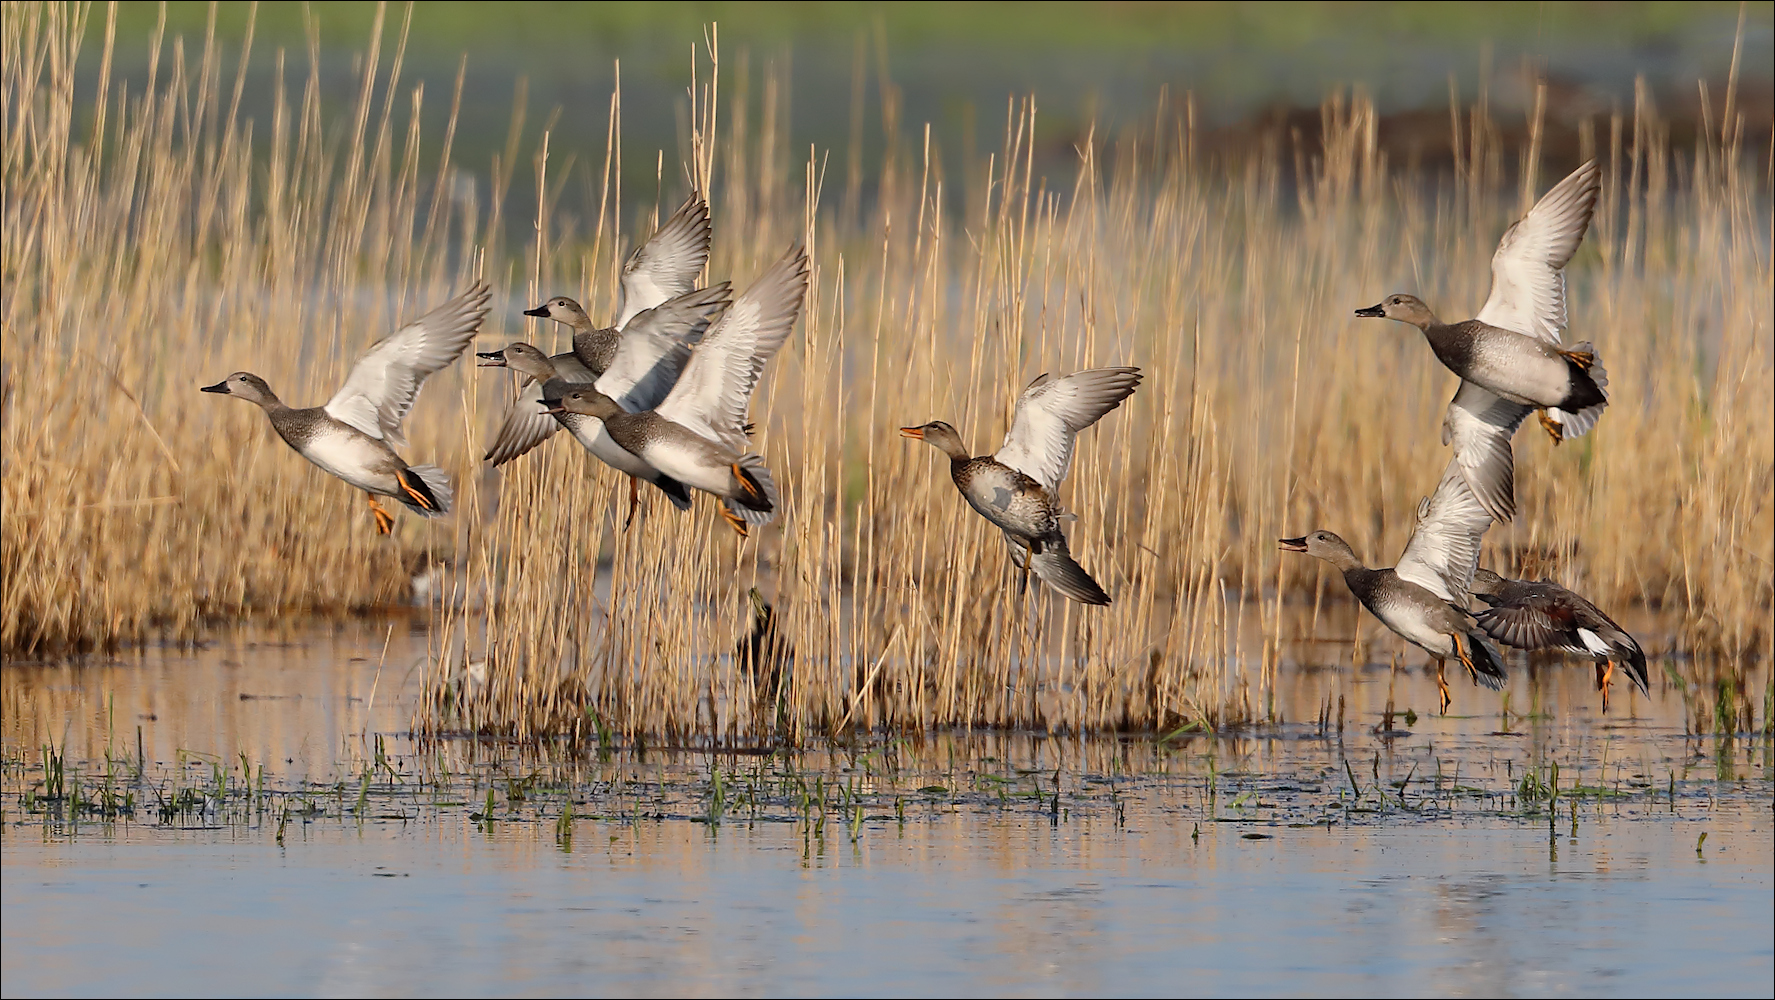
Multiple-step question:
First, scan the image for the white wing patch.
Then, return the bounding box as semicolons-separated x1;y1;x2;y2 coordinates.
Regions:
325;282;490;446
1475;160;1599;344
597;283;731;412
1394;458;1496;606
1442;380;1533;523
614;196;713;329
994;367;1142;492
655;247;809;449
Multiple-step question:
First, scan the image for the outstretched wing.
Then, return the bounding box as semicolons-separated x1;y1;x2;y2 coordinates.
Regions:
1394;458;1495;607
1473;602;1573;651
614;195;713;329
326;282;490;447
1442;380;1533;523
655;247;809;449
483;351;594;466
993;367;1142;492
1475;159;1599;344
597;283;732;412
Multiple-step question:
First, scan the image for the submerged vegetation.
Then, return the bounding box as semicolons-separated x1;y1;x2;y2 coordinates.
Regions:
7;727;1770;845
2;5;1769;739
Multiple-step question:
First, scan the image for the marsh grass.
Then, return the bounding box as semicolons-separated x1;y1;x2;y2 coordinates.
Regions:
3;6;1769;740
5;727;1765;844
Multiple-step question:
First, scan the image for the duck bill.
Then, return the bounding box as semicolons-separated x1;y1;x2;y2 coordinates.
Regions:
538;397;565;415
898;426;925;440
1277;536;1309;552
199;380;230;394
522;305;549;318
1353;303;1386;318
475;351;509;367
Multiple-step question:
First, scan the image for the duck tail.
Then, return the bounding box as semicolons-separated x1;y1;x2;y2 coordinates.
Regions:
1620;640;1650;695
652;474;694;511
1463;630;1509;690
396;465;452;516
1549;343;1609;437
1028;538;1111;606
723;454;780;527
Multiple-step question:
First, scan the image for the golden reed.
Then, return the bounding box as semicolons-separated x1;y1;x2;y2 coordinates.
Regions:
3;6;1767;740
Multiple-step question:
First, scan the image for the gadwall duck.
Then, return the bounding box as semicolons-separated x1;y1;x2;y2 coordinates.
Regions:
1357;160;1606;524
545;246;810;537
1469;568;1648;712
481;282;731;477
202;282;491;533
478;341;693;515
1280;460;1506;713
521;195;712;373
489;195;720;465
901;367;1142;606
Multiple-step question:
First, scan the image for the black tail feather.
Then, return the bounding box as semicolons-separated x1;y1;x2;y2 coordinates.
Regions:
732;462;773;512
1622;646;1650;694
652;474;693;511
394;466;446;514
1464;631;1509;690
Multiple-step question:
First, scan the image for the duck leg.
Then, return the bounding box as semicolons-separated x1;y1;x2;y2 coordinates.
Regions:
718;504;751;539
1434;657;1452;716
366;494;396;535
1596;659;1615;714
1556;347;1596;369
623;476;640;531
1537;409;1564;445
732;463;768;507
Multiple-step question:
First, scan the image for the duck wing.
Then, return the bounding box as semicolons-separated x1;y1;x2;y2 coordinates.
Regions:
993;367;1142;492
655;247;809;449
483;351;592;466
1394;458;1494;607
614;195;713;329
1442;380;1533;523
326;282;490;447
1475;159;1599;345
596;283;732;412
1472;597;1574;650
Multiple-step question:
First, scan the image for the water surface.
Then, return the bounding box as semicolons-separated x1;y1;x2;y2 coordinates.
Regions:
4;624;1770;997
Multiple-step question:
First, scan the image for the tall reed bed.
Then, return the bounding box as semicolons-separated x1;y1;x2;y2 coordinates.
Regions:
4;7;1768;740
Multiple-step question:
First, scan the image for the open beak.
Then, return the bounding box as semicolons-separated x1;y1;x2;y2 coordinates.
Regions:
1353;303;1386;318
1278;536;1308;552
539;397;565;415
898;426;925;440
522;305;549;318
475;350;508;367
200;380;230;394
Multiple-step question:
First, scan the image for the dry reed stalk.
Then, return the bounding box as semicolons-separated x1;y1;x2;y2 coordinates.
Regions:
3;8;1767;741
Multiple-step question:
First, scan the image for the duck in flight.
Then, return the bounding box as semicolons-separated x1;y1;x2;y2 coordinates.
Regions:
1469;568;1648;713
544;246;810;537
202;282;491;533
901;367;1141;605
1281;460;1507;713
1356;160;1606;523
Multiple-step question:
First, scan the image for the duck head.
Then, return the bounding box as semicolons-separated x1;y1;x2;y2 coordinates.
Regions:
200;371;279;406
477;341;556;381
899;420;970;462
523;296;593;329
1469;567;1507;596
541;387;622;420
1355;293;1438;330
1278;529;1362;570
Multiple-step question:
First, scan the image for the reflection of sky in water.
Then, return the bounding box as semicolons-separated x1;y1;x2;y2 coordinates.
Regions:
5;808;1770;994
3;623;1770;995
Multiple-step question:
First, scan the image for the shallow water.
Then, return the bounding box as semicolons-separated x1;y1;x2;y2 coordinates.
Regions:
4;624;1771;997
